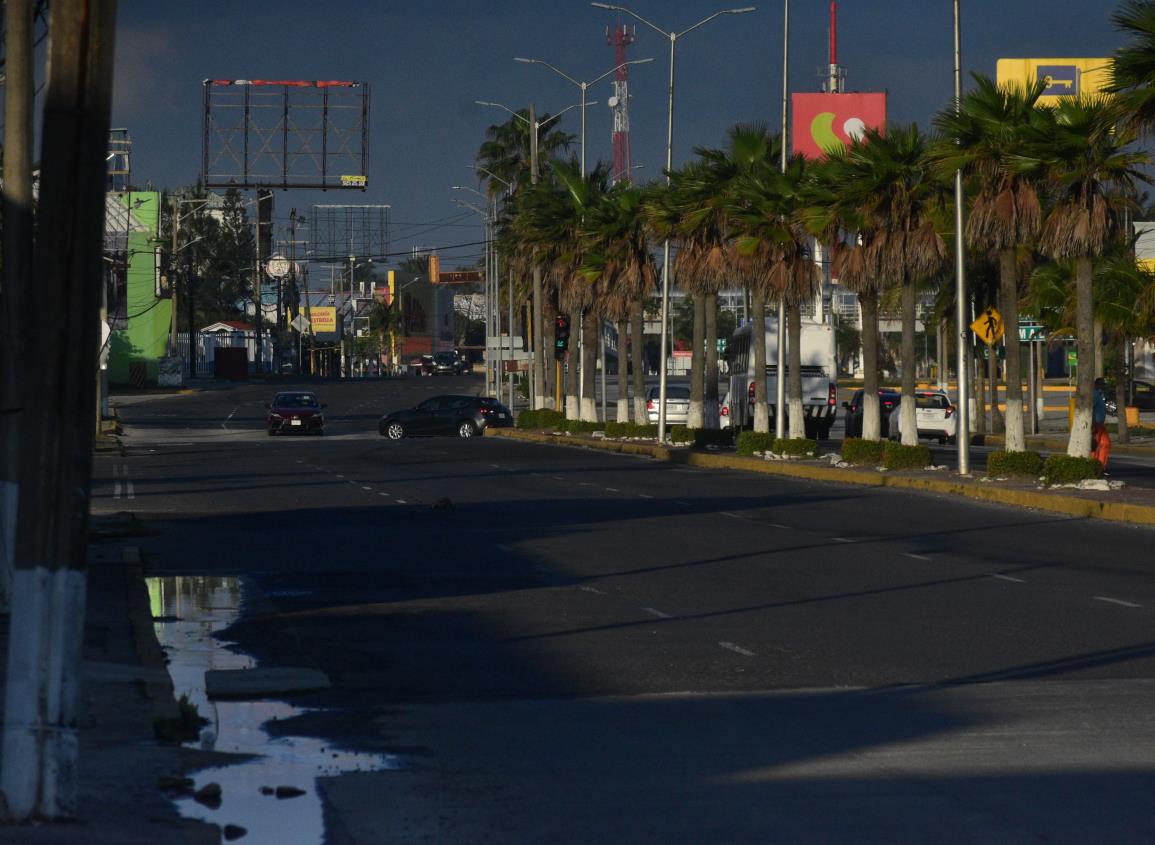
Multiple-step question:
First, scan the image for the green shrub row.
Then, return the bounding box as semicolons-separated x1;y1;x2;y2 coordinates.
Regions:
604;421;660;439
772;437;818;457
515;408;567;430
668;425;694;444
883;441;933;470
693;428;736;448
841;437;886;465
1042;454;1105;485
986;450;1044;478
736;431;776;456
564;419;603;434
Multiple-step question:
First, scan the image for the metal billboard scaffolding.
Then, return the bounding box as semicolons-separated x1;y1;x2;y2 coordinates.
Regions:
201;79;369;190
309;204;391;265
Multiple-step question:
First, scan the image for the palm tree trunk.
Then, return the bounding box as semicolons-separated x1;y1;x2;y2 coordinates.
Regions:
989;345;1003;433
1115;341;1130;444
899;281;918;446
999;249;1025;451
631;301;646;423
688;293;705;428
704;292;719;429
580;309;598;422
616;317;630;423
860;290;882;441
543;297;556;410
787;300;805;439
565;309;580;419
1067;256;1096;456
532;269;546;409
752;292;769;433
973;343;986;434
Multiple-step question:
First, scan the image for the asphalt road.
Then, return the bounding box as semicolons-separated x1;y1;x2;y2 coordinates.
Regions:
98;375;1155;843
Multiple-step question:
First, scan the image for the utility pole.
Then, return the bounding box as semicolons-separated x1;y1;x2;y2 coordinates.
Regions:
1;0;118;821
530;103;545;410
0;0;35;613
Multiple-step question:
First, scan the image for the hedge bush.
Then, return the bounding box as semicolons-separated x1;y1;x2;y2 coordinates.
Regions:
1042;454;1105;485
604;421;660;439
564;419;602;434
693;428;735;448
772;437;818;457
985;450;1044;478
668;425;694;444
883;441;933;470
841;437;886;465
736;431;776;456
515;409;567;430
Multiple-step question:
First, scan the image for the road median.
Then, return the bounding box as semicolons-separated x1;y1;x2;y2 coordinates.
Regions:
487;428;1155;528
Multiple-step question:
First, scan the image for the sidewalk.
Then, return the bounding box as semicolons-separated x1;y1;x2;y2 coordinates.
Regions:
0;533;218;843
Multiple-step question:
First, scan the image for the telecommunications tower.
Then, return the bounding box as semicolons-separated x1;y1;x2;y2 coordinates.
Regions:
607;23;636;184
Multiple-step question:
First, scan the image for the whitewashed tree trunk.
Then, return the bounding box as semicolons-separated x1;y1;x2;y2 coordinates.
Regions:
687;294;705;429
787;301;806;440
580;309;598;422
703;293;719;429
860;291;882;441
616;318;630;423
752;293;770;433
1068;257;1096;457
900;281;918;446
999;250;1025;452
631;303;647;424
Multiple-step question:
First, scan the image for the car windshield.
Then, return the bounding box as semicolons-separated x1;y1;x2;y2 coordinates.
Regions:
435;352;454;363
276;393;318;408
650;387;690;400
916;394;949;410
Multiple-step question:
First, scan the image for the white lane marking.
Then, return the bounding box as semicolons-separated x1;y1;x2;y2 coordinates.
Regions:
719;642;757;657
295;459;304;464
903;553;933;561
770;523;789;529
832;537;855;544
497;544;513;552
112;464;122;499
126;478;135;500
642;607;673;619
361;486;372;491
676;501;690;507
991;574;1026;583
1095;596;1143;609
720;511;742;519
378;492;390;497
490;464;501;469
638;493;654;499
579;482;593;487
605;487;619;493
395;499;407;505
579;586;605;595
530;472;543;477
348;480;359;486
336;474;345;479
554;476;565;481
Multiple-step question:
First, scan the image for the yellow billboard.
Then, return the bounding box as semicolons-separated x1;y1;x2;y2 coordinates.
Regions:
996;58;1113;105
305;306;337;334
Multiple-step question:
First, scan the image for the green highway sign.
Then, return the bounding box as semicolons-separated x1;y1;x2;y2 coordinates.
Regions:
1019;324;1046;343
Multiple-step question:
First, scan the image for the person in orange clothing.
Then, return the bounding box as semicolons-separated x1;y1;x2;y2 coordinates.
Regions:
1092;377;1111;471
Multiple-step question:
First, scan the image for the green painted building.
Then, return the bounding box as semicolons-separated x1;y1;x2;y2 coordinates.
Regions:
106;191;170;385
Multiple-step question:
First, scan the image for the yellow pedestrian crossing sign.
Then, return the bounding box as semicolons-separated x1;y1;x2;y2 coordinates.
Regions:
970;306;1004;347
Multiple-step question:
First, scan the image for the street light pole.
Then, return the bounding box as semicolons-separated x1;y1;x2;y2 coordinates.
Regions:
590;3;756;442
953;0;971;475
775;0;789;440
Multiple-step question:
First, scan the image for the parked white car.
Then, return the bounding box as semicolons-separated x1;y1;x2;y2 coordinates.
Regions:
894;389;957;444
646;385;690;426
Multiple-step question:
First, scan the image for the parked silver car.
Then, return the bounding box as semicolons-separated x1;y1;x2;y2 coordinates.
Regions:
645;385;691;426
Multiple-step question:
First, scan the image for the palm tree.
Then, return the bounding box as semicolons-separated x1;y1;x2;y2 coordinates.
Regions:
582;183;656;422
1109;0;1155;134
1019;97;1148;456
934;75;1048;452
808;126;949;443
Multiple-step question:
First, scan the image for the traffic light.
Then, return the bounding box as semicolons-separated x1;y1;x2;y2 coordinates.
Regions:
554;315;570;360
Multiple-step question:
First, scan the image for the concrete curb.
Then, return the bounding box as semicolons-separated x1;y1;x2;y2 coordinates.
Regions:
981;432;1155;458
488;428;1155;528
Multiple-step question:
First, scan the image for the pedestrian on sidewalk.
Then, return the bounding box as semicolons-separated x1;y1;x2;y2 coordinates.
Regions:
1093;377;1111;470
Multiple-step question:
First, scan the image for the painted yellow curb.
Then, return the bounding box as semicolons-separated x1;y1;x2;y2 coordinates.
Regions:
489;428;1155;527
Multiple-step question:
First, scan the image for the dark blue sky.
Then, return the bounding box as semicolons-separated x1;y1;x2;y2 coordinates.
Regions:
112;1;1123;269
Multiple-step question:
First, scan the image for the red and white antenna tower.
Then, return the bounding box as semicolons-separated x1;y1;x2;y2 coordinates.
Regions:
607;23;636;184
825;0;845;93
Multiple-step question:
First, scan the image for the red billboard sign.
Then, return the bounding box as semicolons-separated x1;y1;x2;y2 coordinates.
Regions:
791;93;887;159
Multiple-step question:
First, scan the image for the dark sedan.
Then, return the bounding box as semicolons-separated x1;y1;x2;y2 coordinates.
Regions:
267;391;326;436
842;388;901;438
379;395;512;439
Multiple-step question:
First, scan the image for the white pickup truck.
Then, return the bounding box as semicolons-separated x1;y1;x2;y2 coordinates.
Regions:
727;316;838;439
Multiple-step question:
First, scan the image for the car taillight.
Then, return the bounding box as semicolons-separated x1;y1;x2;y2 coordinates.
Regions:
748;381;756;400
850;405;857;413
828;384;837;406
944;407;953;418
720;405;729;416
479;406;491;414
646;399;655;411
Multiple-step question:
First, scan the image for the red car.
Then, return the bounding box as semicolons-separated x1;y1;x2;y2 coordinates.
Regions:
266;391;326;436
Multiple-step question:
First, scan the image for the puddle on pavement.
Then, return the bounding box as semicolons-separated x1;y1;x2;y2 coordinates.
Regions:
147;575;399;844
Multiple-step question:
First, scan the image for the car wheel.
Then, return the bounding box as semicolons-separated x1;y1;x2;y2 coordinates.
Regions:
458;420;477;438
385;422;405;440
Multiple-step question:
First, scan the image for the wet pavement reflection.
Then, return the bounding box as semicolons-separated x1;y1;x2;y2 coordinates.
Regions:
148;576;398;844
